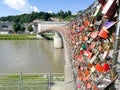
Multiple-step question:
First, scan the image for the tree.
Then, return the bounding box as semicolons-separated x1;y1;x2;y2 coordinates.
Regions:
12;22;21;33
28;25;33;32
21;26;25;32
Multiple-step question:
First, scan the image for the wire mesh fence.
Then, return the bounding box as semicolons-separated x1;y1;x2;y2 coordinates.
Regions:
0;73;64;90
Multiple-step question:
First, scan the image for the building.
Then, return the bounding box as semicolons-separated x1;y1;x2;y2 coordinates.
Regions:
38;21;68;32
0;21;13;34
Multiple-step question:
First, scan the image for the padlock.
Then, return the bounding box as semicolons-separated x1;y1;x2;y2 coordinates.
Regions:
84;18;90;27
79;25;85;31
99;45;103;53
93;4;102;19
81;43;87;50
95;63;103;73
89;51;99;64
87;38;94;44
102;0;117;19
83;74;90;81
82;36;88;41
88;51;93;59
90;31;98;39
89;42;96;49
103;63;110;72
84;69;90;76
102;46;110;59
91;66;95;73
94;20;102;26
98;28;109;39
89;24;94;31
89;55;97;64
103;20;116;29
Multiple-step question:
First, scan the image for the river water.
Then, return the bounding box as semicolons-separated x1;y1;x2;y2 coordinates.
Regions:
0;40;64;73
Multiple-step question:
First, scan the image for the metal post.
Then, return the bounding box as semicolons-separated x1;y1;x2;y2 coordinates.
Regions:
20;72;23;90
48;73;51;90
110;0;120;90
112;0;120;78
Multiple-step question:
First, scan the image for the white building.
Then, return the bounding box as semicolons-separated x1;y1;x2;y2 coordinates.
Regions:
38;21;68;32
0;21;13;34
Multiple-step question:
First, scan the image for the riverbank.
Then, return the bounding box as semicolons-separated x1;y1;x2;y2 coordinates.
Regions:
0;34;54;40
0;73;64;90
0;34;37;40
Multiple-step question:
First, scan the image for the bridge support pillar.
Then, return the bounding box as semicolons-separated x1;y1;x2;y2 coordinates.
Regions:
54;33;63;49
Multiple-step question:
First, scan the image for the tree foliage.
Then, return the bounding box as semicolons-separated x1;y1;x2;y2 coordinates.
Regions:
12;22;21;33
0;10;76;23
28;25;33;32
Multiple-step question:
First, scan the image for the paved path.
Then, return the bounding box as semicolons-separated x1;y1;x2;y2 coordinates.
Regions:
51;81;65;90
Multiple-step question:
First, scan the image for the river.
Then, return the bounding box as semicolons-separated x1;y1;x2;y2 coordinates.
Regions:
0;40;64;73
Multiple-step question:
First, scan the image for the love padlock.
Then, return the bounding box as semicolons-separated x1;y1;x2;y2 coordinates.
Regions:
82;36;88;41
93;4;102;19
89;42;96;49
102;0;117;19
98;28;109;39
95;63;103;73
87;38;94;44
89;51;99;64
90;31;98;39
81;43;87;50
102;46;110;59
88;24;94;31
79;25;85;31
103;62;110;72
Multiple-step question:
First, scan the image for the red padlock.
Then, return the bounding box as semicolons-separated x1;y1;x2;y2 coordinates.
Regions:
98;28;109;39
103;63;110;72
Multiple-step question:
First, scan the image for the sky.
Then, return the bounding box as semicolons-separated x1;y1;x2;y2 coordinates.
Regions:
0;0;95;17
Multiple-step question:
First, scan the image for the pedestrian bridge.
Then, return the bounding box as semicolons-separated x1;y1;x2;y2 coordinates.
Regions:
37;0;120;90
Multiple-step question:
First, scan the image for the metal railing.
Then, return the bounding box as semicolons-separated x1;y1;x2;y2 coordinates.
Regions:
0;73;64;90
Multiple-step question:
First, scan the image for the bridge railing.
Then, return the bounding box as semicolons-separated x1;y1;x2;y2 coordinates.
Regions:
0;73;64;90
65;0;119;89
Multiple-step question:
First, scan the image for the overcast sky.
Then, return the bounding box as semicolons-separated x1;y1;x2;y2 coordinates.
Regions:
0;0;95;17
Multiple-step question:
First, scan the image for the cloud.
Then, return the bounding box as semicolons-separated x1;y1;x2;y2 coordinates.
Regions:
2;0;39;13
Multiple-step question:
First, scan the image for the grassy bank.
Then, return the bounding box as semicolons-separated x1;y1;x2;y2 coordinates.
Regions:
0;74;64;90
0;34;37;40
